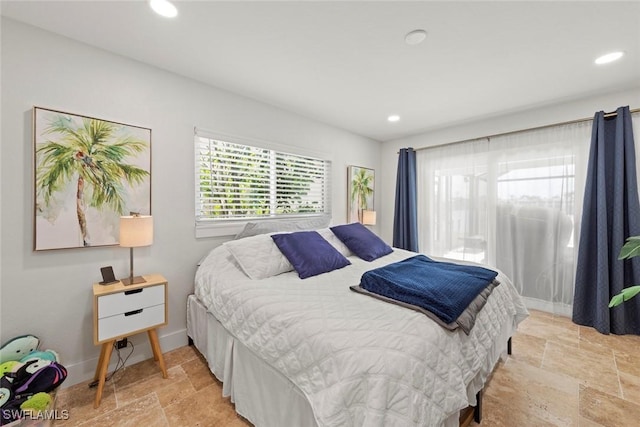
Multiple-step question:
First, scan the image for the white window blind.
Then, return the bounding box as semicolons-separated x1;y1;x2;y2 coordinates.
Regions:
195;132;331;236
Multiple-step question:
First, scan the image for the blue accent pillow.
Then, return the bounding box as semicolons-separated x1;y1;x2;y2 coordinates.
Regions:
271;231;351;279
330;223;393;261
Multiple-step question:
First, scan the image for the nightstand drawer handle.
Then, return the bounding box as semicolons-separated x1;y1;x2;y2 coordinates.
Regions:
124;289;143;295
124;309;143;316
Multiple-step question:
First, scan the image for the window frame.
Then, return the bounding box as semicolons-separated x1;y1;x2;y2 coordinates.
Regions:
194;129;332;238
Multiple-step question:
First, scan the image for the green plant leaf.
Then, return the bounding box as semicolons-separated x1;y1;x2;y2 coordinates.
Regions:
609;286;640;307
609;293;624;308
618;237;640;259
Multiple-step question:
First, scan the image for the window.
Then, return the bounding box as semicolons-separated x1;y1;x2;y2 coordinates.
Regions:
195;131;331;237
497;156;575;212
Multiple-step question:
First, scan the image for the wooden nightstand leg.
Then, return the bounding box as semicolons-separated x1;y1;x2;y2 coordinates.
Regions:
148;328;168;378
94;341;115;408
93;342;108;382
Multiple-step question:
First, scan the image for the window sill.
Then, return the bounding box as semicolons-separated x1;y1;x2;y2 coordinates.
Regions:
195;221;246;238
195;214;331;239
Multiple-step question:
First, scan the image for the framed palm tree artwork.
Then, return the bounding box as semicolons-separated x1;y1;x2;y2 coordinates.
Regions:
347;165;374;223
33;107;151;250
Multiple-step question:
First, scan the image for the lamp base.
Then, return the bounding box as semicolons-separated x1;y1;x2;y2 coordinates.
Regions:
121;276;147;286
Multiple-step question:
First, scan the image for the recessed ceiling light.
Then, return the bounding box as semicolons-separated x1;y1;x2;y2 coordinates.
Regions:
405;29;427;46
388;115;400;122
150;0;178;18
595;51;624;65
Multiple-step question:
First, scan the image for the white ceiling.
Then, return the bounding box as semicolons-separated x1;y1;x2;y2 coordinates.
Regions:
2;1;639;142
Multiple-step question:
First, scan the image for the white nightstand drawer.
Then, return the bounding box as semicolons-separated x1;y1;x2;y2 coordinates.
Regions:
98;284;165;318
98;303;165;342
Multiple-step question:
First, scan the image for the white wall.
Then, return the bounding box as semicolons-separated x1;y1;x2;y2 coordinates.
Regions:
379;88;640;243
0;18;381;386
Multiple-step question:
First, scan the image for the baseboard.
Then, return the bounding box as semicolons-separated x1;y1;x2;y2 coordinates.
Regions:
61;328;189;388
522;297;572;317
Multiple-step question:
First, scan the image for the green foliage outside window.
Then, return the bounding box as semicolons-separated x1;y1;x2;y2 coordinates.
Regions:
196;138;327;220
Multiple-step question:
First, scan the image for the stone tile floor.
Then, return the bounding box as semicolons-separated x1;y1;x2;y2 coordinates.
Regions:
54;310;640;426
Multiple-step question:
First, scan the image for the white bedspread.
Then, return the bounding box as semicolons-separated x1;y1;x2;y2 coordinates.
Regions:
195;246;528;427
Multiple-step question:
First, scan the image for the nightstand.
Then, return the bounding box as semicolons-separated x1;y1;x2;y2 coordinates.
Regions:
92;273;168;408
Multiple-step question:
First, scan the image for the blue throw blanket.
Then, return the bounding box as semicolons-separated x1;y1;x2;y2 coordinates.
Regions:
358;255;498;325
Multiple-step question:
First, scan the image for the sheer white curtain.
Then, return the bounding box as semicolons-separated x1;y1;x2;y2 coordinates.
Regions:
416;122;592;315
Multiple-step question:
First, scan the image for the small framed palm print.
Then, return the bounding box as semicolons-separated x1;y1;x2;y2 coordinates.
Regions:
347;165;374;223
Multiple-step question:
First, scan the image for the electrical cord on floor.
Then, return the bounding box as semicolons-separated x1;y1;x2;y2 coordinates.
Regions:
88;341;135;388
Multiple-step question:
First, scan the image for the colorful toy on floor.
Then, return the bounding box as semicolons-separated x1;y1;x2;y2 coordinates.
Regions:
0;334;66;425
20;392;52;412
13;360;67;395
0;361;21;378
20;350;59;364
0;376;22;425
0;335;39;364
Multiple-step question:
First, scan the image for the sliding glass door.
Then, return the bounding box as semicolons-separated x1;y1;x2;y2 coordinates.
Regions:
416;122;592;315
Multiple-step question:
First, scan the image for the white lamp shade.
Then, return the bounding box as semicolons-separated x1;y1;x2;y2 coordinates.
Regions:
119;215;154;247
362;210;377;225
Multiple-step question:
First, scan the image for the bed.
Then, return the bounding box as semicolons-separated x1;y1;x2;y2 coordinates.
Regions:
187;224;529;427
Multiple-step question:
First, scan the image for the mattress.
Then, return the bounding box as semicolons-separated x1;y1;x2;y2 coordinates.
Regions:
193;245;529;426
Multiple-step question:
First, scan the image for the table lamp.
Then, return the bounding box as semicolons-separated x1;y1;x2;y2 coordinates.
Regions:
119;214;153;285
362;210;377;226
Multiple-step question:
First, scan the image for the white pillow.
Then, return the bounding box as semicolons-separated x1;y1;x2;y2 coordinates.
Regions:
234;215;331;240
223;234;293;279
317;228;353;258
